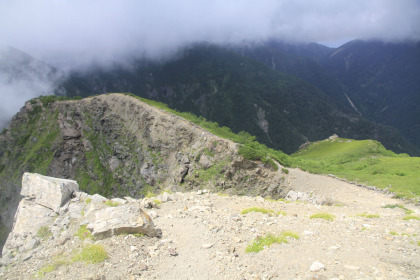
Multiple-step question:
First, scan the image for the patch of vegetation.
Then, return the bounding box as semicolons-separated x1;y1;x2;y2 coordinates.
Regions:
389;231;399;236
85;198;92;204
357;212;380;219
309;212;335;221
145;191;157;198
245;231;299;253
104;200;119;207
276;210;287;216
217;192;229;196
241;207;274;215
153;199;162;206
402;215;420;221
35;258;69;278
132;233;145;238
192;160;228;184
292;138;420;199
74;225;94;241
72;244;108;264
241;207;285;216
277;198;291;203
203;147;215;157
281;168;289;174
36;226;52;240
383;204;409;210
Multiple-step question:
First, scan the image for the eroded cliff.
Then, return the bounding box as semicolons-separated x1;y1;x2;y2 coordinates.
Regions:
0;93;288;251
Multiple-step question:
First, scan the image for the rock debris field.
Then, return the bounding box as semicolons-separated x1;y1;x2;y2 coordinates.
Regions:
1;168;419;280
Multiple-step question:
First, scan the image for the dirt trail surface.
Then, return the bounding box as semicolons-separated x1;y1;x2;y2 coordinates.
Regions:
1;169;419;280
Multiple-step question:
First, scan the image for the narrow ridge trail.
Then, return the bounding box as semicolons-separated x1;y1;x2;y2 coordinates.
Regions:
1;168;419;280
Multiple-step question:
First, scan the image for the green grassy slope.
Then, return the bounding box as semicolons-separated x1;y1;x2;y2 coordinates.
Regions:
292;137;420;199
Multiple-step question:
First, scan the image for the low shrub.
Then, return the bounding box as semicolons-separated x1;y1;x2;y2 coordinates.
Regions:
309;212;335;221
74;225;94;241
36;226;52;240
73;244;108;264
245;231;299;253
357;212;380;218
402;215;420;221
104;200;119;207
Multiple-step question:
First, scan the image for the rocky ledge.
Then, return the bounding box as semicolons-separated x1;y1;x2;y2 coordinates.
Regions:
1;173;161;264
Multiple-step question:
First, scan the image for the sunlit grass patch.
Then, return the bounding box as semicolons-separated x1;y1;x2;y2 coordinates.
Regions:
72;244;108;264
74;225;94;241
241;207;285;216
402;215;420;221
245;231;299;253
35;258;69;278
309;212;335;221
104;200;119;207
145;191;156;198
241;207;274;215
389;231;399;236
357;212;380;218
153;199;162;206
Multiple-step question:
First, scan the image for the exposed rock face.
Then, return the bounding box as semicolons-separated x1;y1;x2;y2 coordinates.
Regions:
21;173;78;213
2;173;160;261
2;173;78;258
0;93;288;251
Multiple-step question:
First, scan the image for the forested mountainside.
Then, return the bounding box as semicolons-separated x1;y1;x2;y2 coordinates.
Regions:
60;44;416;155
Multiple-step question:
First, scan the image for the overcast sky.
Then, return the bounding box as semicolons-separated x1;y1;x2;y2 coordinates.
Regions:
1;0;419;68
0;0;420;128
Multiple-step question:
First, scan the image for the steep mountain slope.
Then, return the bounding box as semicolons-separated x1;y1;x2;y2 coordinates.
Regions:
321;40;420;150
234;41;353;111
0;93;287;252
60;44;414;155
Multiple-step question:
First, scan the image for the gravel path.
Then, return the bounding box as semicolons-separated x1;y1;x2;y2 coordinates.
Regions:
1;169;419;280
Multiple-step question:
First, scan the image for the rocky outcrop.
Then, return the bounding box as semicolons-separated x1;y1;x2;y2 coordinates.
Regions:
21;173;78;213
0;93;288;252
1;173;160;263
87;205;160;239
2;173;78;259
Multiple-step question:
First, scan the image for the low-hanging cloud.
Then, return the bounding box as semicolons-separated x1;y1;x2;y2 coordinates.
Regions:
1;0;419;69
0;0;419;128
0;47;65;129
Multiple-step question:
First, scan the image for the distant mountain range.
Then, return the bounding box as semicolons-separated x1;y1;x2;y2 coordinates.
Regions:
3;40;420;155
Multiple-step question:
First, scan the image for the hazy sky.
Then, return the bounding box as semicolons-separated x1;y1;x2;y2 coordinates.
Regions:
0;0;420;128
1;0;419;68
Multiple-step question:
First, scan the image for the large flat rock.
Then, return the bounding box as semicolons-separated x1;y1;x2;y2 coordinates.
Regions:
87;204;160;239
21;173;79;213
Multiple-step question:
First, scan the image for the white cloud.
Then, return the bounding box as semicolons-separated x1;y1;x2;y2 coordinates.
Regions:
0;0;419;126
0;0;419;68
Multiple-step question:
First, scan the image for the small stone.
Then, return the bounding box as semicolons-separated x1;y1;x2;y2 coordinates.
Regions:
310;261;326;272
202;243;213;249
168;248;178;256
148;210;158;219
138;263;148;271
161;192;172;202
303;230;314;235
